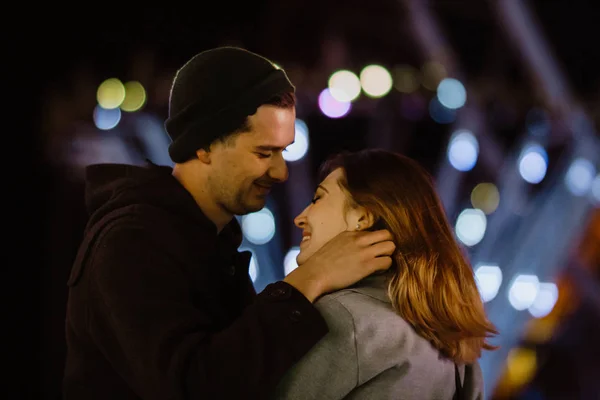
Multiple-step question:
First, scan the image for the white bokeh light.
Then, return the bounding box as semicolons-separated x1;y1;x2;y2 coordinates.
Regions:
528;282;558;318
241;208;276;245
360;65;393;98
284;247;301;276
474;264;503;303
508;274;540;311
565;157;596;196
436;78;467;109
447;129;479;171
283;119;309;162
328;70;361;102
455;208;487;246
518;144;548;184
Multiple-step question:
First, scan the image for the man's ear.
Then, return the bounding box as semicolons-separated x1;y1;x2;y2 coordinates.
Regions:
196;147;212;165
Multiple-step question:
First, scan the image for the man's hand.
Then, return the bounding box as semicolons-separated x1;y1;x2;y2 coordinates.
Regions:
284;229;396;302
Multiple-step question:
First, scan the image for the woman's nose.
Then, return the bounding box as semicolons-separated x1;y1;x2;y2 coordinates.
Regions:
294;209;307;229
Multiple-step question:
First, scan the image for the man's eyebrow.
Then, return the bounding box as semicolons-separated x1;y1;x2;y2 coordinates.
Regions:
317;184;329;193
255;142;295;151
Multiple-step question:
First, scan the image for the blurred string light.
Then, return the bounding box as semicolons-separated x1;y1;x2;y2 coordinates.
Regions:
429;97;456;124
564;157;596;196
328;70;361;102
359;64;393;98
528;282;558;318
318;88;351;118
436;78;467;110
455;208;487;246
474;264;503;302
120;81;147;112
93;105;121;130
283;119;310;162
420;61;447;91
447;129;479;171
97;78;126;109
518;143;548;184
284;246;301;276
508;274;539;310
393;64;420;94
241;208;276;245
471;183;500;214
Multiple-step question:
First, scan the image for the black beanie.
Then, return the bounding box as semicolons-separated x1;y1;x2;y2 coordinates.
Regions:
164;47;295;163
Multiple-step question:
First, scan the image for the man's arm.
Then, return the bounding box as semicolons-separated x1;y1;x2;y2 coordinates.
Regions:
86;222;327;400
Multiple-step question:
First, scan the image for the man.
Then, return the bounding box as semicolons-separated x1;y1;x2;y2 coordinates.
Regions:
63;47;395;399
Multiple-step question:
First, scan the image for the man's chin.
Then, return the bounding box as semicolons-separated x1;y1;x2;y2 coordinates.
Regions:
233;200;267;216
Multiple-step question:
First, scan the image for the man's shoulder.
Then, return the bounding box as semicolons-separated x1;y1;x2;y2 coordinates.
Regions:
90;203;189;239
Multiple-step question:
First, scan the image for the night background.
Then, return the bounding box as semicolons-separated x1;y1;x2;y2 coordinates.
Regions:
21;0;600;398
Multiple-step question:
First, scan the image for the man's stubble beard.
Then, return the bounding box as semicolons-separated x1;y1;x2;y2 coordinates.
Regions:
222;183;266;216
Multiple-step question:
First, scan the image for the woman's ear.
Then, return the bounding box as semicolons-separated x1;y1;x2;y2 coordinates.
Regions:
353;207;375;231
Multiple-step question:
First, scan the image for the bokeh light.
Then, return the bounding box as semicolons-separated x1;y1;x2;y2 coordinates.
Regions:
429;97;456;124
120;81;147;112
455;208;487;246
93;105;121;130
436;78;467;109
328;70;361;102
475;264;503;302
318;88;351;118
565;157;596;196
283;119;310;162
393;64;420;93
360;64;393;98
447;129;479;171
471;183;500;214
284;247;301;276
97;78;126;109
518;144;548;184
241;208;276;245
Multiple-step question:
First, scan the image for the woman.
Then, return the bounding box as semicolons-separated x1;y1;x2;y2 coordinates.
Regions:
273;149;498;399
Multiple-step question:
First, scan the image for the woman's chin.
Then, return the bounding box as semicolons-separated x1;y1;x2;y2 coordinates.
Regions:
295;250;311;266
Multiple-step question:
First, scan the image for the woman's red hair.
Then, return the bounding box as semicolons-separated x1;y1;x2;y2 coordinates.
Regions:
319;149;498;363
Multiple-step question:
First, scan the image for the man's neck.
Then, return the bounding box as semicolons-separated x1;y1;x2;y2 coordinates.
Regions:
172;165;232;233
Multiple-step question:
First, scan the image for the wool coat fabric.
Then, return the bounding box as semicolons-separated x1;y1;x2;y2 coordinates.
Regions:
272;274;485;400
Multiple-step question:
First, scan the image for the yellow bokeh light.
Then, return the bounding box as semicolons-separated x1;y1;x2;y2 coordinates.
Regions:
471;183;500;214
328;70;361;102
505;348;537;389
394;64;420;93
97;78;126;109
421;61;447;91
120;81;147;112
360;65;393;98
